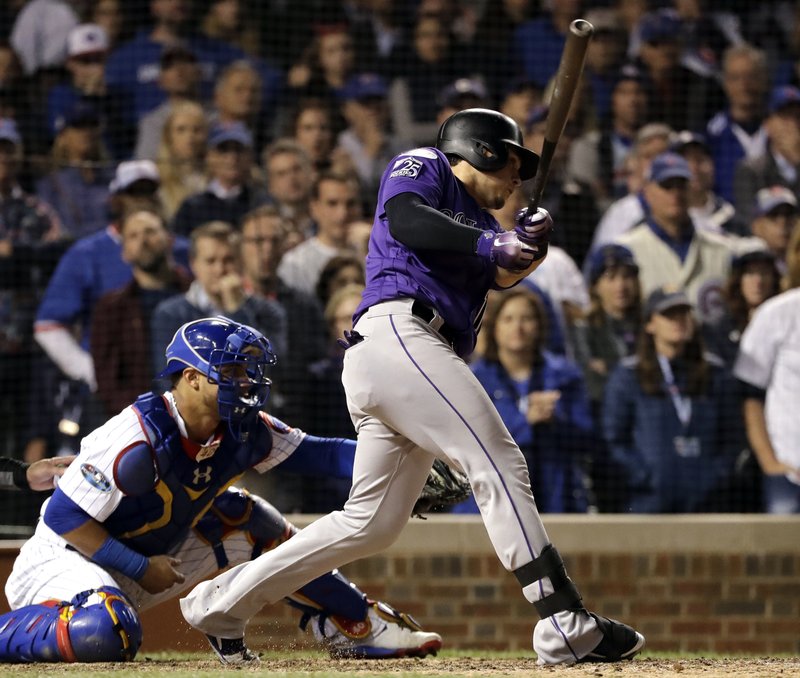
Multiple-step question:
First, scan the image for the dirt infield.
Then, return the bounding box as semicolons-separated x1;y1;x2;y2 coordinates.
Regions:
1;657;800;677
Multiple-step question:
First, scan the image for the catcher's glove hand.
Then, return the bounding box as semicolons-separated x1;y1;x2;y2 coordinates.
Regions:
413;459;472;519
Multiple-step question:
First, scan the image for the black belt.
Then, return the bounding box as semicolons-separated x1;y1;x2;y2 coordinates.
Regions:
411;300;456;346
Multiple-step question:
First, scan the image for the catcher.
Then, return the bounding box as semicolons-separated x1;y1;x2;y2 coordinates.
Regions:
0;316;466;664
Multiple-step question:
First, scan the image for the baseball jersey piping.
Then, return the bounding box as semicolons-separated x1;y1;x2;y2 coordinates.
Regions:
388;313;577;660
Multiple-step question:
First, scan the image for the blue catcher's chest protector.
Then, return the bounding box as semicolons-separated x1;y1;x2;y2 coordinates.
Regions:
103;393;273;556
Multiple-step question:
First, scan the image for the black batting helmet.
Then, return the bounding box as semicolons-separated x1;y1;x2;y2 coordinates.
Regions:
436;108;539;180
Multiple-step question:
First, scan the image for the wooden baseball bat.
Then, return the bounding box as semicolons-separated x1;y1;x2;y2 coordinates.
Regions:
527;18;594;213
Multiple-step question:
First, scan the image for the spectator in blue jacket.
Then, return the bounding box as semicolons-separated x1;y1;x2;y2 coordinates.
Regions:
455;287;595;514
603;287;744;513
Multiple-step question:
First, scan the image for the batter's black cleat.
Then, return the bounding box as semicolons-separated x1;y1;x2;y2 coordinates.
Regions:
577;613;645;663
206;634;260;665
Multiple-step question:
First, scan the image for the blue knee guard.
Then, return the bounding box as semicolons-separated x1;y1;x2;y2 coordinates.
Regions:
0;587;142;663
196;488;293;568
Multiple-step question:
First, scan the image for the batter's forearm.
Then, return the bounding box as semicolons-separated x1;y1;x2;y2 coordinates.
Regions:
494;256;546;289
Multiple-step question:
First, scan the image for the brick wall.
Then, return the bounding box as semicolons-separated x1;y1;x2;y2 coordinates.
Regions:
2;515;799;655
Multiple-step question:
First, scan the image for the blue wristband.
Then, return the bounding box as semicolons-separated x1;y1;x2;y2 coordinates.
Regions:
92;536;149;581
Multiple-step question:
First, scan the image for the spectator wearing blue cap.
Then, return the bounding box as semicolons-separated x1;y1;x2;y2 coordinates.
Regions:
36;101;114;239
171;122;271;237
733;86;800;225
588;121;673;259
706;45;769;204
571;244;641;413
603;285;744;512
336;72;409;210
670;130;742;238
498;78;542;131
632;9;724;131
616;151;736;323
566;64;648;217
747;185;799;273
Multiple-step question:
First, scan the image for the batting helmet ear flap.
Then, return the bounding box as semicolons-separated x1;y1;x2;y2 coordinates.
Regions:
436;108;539;180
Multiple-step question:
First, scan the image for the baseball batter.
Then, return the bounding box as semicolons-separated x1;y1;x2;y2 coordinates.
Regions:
180;109;645;664
0;317;441;663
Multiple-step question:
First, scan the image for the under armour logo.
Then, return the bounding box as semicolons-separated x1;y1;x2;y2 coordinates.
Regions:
192;465;213;485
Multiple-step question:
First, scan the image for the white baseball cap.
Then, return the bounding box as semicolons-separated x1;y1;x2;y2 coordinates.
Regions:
109;160;160;195
68;24;109;58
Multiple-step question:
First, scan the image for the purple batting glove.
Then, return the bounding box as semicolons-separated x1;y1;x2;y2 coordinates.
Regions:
475;230;536;273
514;207;553;260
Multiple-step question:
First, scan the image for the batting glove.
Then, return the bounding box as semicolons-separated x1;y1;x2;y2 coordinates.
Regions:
514;207;553;260
476;230;535;273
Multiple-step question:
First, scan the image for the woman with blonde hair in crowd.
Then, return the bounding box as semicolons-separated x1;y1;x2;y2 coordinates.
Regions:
155;100;208;221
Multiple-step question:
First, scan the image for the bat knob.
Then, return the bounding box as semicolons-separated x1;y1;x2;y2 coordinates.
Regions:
571;19;595;37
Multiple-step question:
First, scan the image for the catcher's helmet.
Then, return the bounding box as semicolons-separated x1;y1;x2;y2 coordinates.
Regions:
436;108;539;180
160;316;276;440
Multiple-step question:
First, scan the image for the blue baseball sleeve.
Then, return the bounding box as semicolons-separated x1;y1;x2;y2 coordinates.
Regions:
277;436;356;479
43;488;93;534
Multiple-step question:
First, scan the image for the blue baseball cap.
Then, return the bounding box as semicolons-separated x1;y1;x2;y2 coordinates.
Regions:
755;185;798;217
615;63;645;87
339;73;388;102
646;152;692;184
639;11;681;44
588;244;639;284
670;130;709;155
0;119;21;146
769;85;800;114
644;287;692;318
59;101;102;131
438;77;489;109
208;122;253;149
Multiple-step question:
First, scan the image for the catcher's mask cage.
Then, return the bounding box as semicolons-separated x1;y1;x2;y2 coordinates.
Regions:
159;316;277;440
436;108;540;180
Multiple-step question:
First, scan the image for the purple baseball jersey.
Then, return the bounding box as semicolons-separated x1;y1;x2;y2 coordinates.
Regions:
355;147;502;358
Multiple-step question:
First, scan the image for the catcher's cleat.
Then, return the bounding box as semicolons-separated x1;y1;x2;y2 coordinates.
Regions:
205;635;260;665
311;601;442;659
577;613;645;663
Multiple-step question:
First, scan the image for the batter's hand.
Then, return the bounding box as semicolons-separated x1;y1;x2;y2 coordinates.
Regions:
138;555;185;594
27;455;76;491
514;208;553;261
476;230;535;273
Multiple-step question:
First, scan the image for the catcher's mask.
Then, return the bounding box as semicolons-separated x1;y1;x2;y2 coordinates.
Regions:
159;316;276;441
436;108;539;180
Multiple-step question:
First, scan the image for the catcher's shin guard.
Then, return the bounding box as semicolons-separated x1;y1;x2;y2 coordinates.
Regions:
514;544;586;618
195;487;294;568
0;587;142;663
286;569;369;629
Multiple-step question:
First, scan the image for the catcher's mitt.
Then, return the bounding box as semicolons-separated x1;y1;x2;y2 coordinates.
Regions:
412;459;472;518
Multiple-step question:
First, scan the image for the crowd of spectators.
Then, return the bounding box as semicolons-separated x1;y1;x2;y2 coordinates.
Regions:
1;0;800;517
